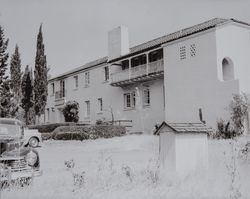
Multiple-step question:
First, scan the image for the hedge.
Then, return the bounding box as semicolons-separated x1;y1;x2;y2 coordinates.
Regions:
51;125;126;140
28;122;85;133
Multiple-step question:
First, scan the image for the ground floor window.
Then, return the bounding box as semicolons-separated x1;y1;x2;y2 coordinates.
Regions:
98;98;103;112
85;100;90;117
124;92;136;109
143;88;150;106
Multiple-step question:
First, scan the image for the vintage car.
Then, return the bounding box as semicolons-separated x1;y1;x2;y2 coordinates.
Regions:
0;118;42;184
23;129;42;148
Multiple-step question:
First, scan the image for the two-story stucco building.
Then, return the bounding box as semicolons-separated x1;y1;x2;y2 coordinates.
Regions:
45;18;250;134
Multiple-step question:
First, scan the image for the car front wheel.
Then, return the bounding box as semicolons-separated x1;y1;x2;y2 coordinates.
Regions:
29;137;39;148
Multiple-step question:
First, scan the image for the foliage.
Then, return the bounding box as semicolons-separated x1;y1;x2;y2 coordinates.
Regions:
28;122;76;133
214;94;250;139
64;159;75;170
0;80;14;117
0;25;10;117
96;118;110;125
51;125;126;140
0;26;9;88
34;25;48;118
229;93;250;135
225;140;242;199
62;101;79;122
214;119;237;139
21;66;34;125
10;44;22;98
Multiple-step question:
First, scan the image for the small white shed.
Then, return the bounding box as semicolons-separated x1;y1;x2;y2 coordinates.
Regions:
155;122;212;174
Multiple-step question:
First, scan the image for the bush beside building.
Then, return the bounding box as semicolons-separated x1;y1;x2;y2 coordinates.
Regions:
50;125;126;141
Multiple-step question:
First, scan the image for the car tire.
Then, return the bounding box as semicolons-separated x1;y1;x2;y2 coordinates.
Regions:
28;137;39;148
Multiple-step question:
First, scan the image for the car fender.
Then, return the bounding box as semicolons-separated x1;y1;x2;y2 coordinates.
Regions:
23;129;42;146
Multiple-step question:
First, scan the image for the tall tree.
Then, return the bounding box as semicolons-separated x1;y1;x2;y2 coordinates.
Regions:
0;80;13;117
34;24;48;122
10;44;22;97
21;66;34;125
0;25;11;117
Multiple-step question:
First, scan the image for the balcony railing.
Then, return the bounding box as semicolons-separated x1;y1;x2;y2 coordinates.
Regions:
111;59;164;84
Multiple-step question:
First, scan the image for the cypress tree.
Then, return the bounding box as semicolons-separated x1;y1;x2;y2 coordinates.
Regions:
10;44;22;97
0;25;12;117
21;66;34;125
0;26;9;89
34;24;48;122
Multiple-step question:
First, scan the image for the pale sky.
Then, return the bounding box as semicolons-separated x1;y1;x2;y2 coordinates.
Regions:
1;0;250;77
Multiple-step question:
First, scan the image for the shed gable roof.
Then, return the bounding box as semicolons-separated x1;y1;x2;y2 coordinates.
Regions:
154;121;213;135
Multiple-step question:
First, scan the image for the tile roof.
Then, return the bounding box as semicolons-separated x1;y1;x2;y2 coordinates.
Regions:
154;121;213;135
49;56;108;82
110;18;250;62
49;18;250;81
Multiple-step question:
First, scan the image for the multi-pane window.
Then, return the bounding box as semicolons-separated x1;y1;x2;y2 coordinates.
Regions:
104;66;109;81
85;72;90;87
190;44;196;57
131;54;147;67
143;88;150;106
85;101;90;117
124;92;136;109
74;75;78;89
51;83;55;95
98;98;103;112
60;80;65;97
180;46;186;60
121;60;129;70
148;49;163;62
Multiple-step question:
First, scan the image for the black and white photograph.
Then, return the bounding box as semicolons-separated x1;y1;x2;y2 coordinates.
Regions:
0;0;250;198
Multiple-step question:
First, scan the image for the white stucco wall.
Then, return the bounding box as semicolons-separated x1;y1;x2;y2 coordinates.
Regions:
164;29;240;129
159;130;176;171
46;64;165;134
215;23;250;94
175;133;208;173
119;79;165;133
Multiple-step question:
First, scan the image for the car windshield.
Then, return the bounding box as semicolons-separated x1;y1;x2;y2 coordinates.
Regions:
0;124;21;136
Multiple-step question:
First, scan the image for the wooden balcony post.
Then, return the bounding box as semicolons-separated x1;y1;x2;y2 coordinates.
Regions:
129;58;131;80
146;52;149;75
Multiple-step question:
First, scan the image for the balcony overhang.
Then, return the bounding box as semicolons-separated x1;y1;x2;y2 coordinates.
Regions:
110;71;164;87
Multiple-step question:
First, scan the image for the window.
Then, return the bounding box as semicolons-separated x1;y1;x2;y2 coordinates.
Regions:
59;80;65;97
98;98;103;112
85;72;90;87
143;88;150;106
74;75;78;89
85;101;90;117
121;60;129;70
222;57;234;81
149;49;163;62
131;54;147;67
104;66;109;81
124;92;136;109
180;46;186;60
51;83;55;95
190;44;196;57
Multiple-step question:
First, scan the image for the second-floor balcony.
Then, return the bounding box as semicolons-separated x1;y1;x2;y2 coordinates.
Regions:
111;59;164;87
55;90;66;106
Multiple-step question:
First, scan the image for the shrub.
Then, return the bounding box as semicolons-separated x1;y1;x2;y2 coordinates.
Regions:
62;101;79;122
229;93;249;135
52;125;126;140
213;119;236;139
28;122;75;133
